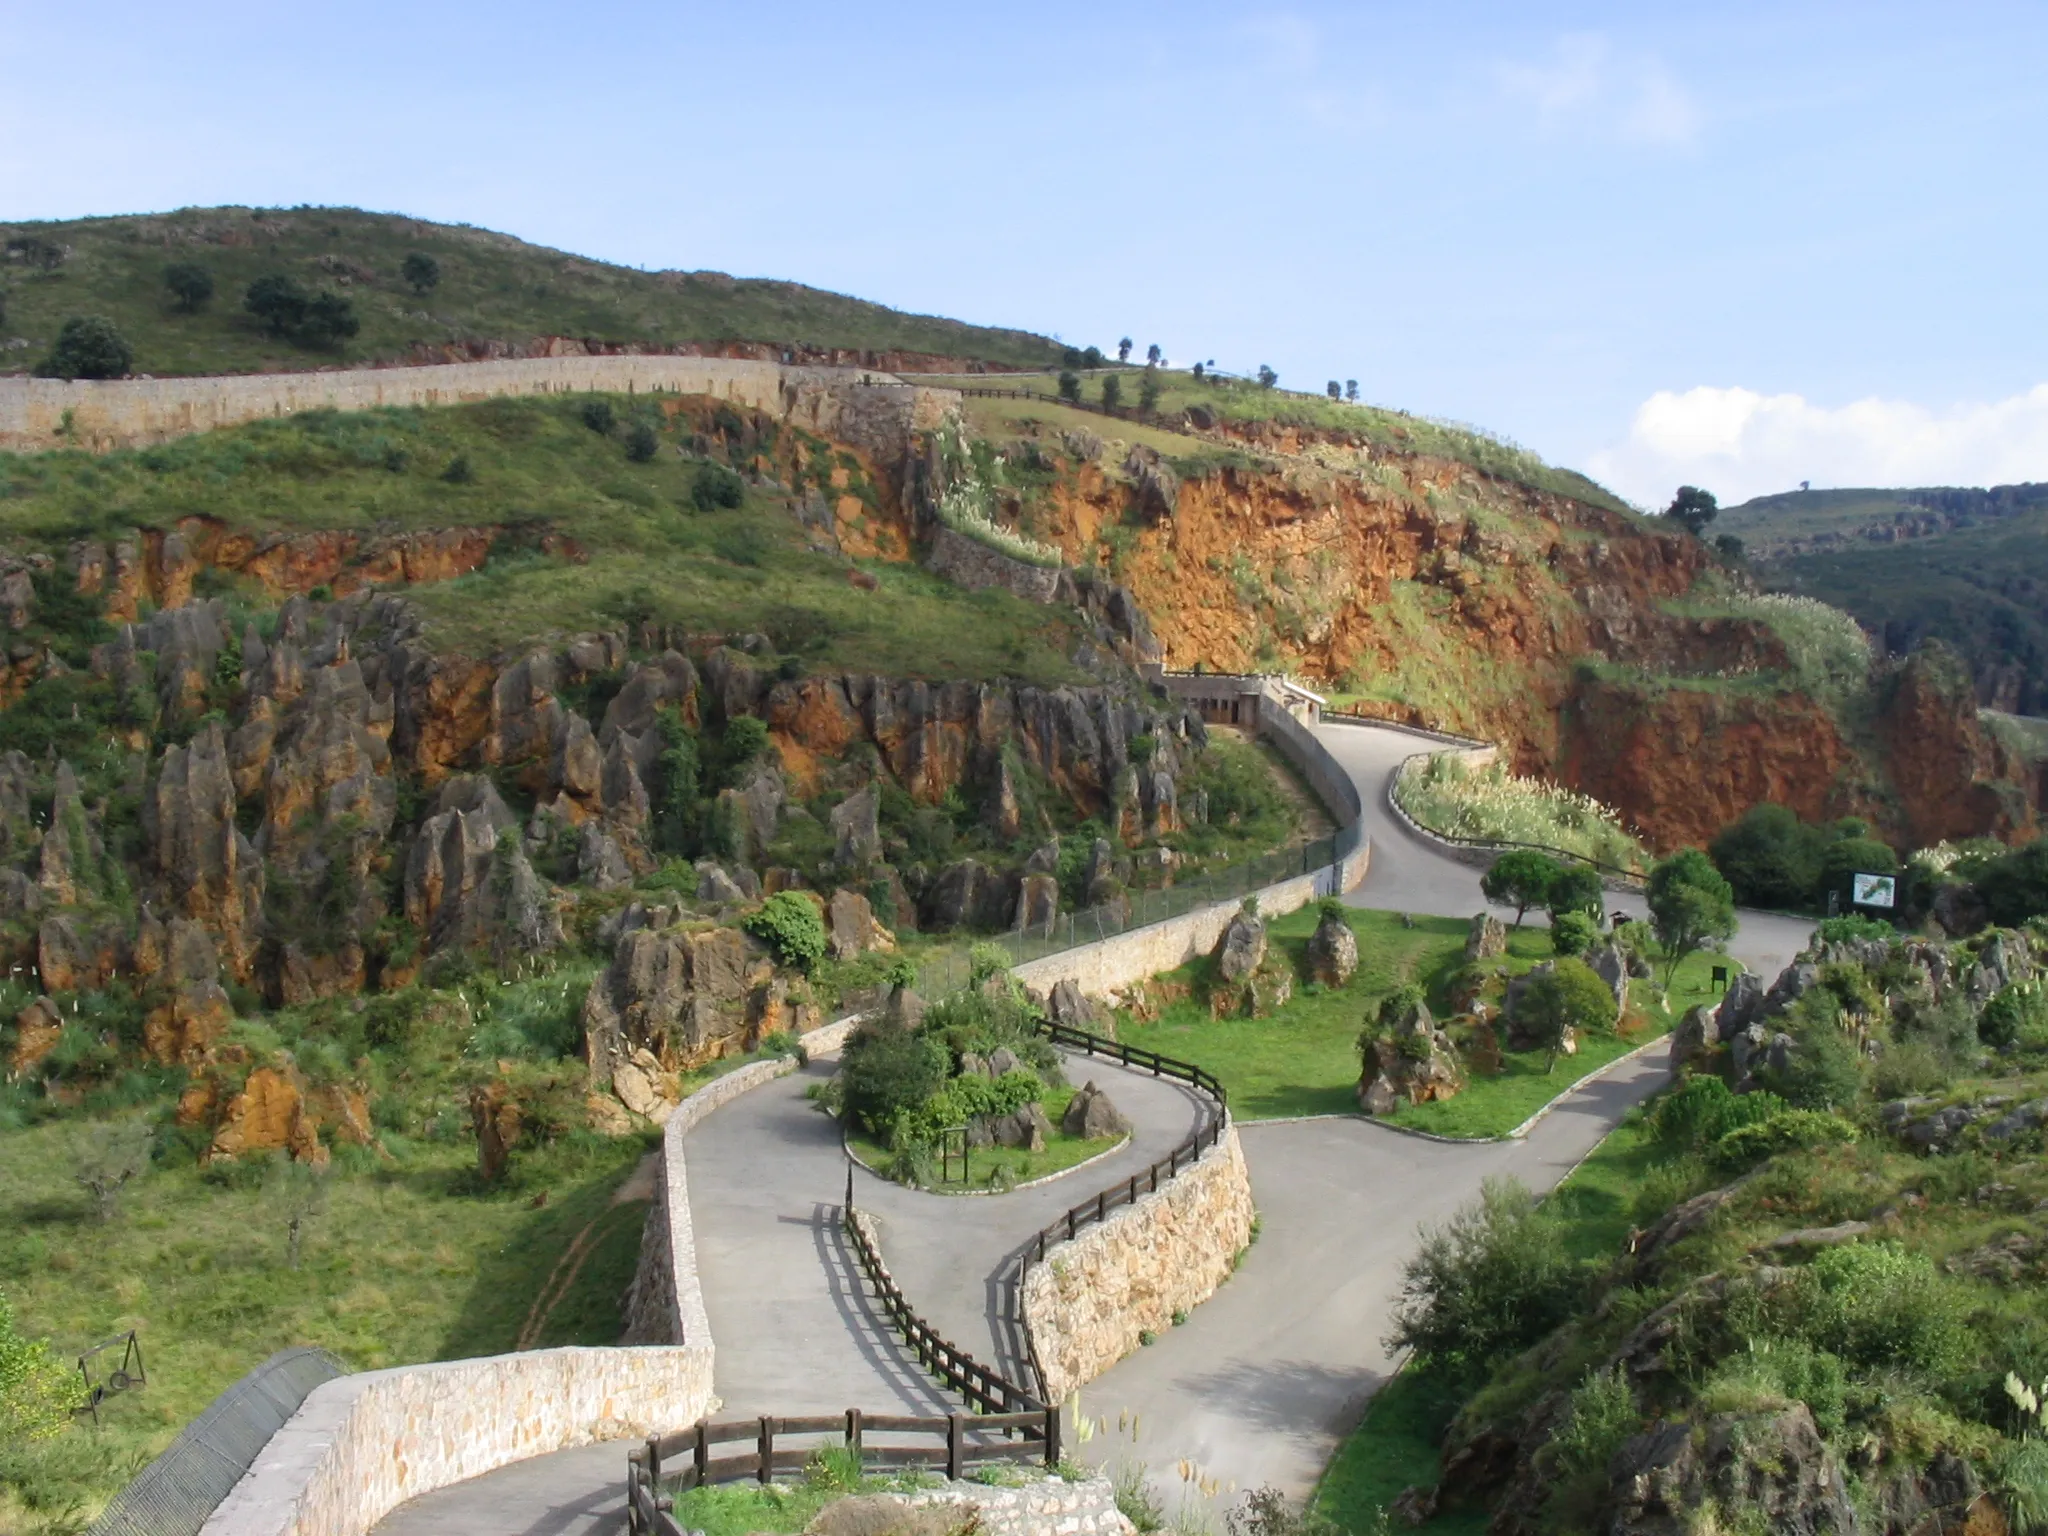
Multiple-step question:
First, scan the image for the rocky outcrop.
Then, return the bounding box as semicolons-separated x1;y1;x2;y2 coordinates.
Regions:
582;922;781;1085
1606;1406;1857;1536
1465;912;1507;962
402;776;559;962
827;889;893;960
1303;907;1358;986
1062;1081;1131;1140
1358;996;1464;1114
144;723;264;981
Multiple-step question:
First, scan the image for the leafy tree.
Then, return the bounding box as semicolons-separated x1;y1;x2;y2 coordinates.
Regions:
1101;375;1121;411
1481;848;1562;927
744;890;827;972
691;462;746;511
1974;840;2048;926
1117;337;1133;363
163;261;215;312
35;315;132;380
1714;533;1746;561
625;422;660;462
1256;364;1278;389
295;290;359;348
1146;343;1162;366
401;252;440;295
1057;371;1081;403
1138;367;1161;413
1192;361;1205;380
580;399;616;435
0;1290;74;1444
1545;863;1604;921
1647;848;1736;988
838;1026;949;1136
1326;380;1341;400
1061;347;1084;369
1550;909;1598;957
245;273;310;336
1518;957;1617;1071
716;714;771;789
1710;803;1826;910
1665;484;1719;537
1385;1176;1577;1378
1344;380;1358;402
1081;345;1104;369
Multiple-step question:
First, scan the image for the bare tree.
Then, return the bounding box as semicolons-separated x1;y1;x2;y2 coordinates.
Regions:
265;1159;331;1270
75;1121;154;1222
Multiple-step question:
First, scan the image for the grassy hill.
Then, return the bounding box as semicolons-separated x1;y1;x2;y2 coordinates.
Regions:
0;205;1069;377
1722;485;2048;712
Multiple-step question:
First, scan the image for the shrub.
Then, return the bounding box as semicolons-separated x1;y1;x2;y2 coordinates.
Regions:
0;1290;74;1443
1551;910;1598;957
1981;980;2048;1049
1710;803;1826;908
1546;864;1604;920
1757;1007;1865;1109
838;1026;949;1136
1316;896;1347;925
1699;1340;1848;1434
1481;848;1563;927
1816;913;1894;945
1996;1437;2048;1536
401;252;440;294
1057;371;1081;403
244;275;358;348
1648;848;1736;988
580;399;616;435
1714;1109;1858;1167
36;315;132;379
1385;1177;1577;1376
1517;958;1618;1069
1650;1075;1789;1148
1101;375;1122;411
1786;1242;1973;1376
1551;1369;1639;1477
1977;842;2048;927
163;261;215;311
441;454;474;484
744;892;827;972
625;422;660;462
691;462;746;511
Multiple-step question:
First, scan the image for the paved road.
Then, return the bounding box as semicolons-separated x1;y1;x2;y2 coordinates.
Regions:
372;720;1813;1532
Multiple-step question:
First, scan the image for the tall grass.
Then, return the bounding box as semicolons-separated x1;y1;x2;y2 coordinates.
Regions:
1396;753;1647;873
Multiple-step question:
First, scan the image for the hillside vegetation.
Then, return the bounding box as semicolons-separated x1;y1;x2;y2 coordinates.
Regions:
0;206;1068;377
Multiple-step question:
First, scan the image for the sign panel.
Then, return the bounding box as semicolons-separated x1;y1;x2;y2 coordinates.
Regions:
1852;873;1896;909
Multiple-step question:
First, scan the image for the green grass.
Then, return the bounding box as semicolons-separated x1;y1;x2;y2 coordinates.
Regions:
0;205;1069;378
0;1121;654;1531
1313;1365;1484;1536
0;394;1090;682
846;1083;1126;1193
1115;907;1725;1135
668;1461;967;1536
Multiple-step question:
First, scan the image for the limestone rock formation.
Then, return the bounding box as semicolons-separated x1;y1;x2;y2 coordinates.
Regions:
1216;911;1267;983
582;921;762;1086
1046;978;1112;1038
144;722;264;980
1063;1081;1132;1140
828;888;894;960
1013;873;1059;933
1358;996;1464;1114
1304;907;1359;986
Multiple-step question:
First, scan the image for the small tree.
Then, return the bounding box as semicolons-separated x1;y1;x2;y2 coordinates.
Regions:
401;252;440;295
1545;863;1604;921
1117;337;1133;363
691;462;746;511
6;235;65;272
1481;849;1562;927
1057;370;1081;403
1345;379;1358;402
1062;346;1084;370
654;710;701;853
1551;910;1598;957
1714;533;1745;562
1665;485;1719;537
1146;343;1162;366
295;290;359;349
265;1159;329;1269
1385;1177;1576;1377
1192;361;1205;380
1326;380;1341;400
0;1290;75;1444
1256;364;1278;389
1101;375;1121;411
36;316;133;380
1647;848;1736;989
1138;366;1161;413
1519;957;1618;1071
75;1119;153;1222
163;261;215;312
625;422;660;462
580;398;616;435
744;891;828;972
1081;345;1104;369
246;273;309;336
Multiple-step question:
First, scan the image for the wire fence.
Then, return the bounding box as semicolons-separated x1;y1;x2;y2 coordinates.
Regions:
87;1347;348;1536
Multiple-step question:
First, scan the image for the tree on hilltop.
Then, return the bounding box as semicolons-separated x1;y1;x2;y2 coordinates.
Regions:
163;262;215;312
35;315;132;380
1327;380;1341;399
1117;337;1133;363
1081;345;1104;369
402;252;440;295
1345;379;1358;401
1256;364;1278;389
1665;485;1719;537
1146;343;1162;366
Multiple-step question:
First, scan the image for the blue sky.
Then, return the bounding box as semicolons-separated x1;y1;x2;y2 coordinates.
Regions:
4;1;2045;506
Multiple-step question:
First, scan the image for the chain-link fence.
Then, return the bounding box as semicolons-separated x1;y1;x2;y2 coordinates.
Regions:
88;1347;348;1536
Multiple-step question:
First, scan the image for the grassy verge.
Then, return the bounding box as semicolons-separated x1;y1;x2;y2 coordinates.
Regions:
846;1084;1126;1194
0;1123;654;1530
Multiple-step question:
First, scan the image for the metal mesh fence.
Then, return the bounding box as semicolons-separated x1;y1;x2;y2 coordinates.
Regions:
88;1347;348;1536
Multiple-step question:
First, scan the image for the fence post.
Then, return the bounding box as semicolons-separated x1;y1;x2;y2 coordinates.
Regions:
758;1416;774;1485
1045;1405;1062;1469
947;1413;965;1480
646;1436;663;1508
848;1407;863;1460
694;1422;709;1489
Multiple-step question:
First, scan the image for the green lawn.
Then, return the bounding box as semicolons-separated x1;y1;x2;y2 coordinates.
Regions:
846;1084;1126;1194
1114;906;1728;1136
0;1122;655;1532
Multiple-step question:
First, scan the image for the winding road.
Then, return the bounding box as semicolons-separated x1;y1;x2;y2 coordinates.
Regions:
369;721;1812;1534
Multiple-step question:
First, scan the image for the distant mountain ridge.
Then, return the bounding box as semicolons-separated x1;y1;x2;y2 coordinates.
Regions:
0;204;1068;378
1720;481;2048;557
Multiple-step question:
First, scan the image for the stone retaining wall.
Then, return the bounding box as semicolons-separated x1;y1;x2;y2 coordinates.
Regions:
1019;1128;1256;1403
898;1473;1133;1536
0;355;958;456
198;1346;714;1536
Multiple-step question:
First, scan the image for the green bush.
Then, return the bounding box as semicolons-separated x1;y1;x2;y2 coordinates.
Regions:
892;1069;1043;1147
1996;1437;2048;1536
692;461;747;511
580;399;616;435
625;422;660;463
36;314;133;379
1714;1108;1858;1168
744;892;827;972
1550;1368;1639;1477
1981;980;2048;1049
1711;803;1827;909
1386;1177;1578;1378
1785;1242;1973;1376
1515;957;1618;1069
1650;1075;1788;1148
1550;910;1598;957
1545;864;1604;920
163;261;215;312
1815;913;1895;945
1977;842;2048;928
1699;1339;1849;1434
0;1289;75;1443
1756;1004;1865;1109
838;1027;949;1136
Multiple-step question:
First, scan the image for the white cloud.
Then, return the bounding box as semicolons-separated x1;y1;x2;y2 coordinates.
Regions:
1495;33;1700;148
1587;383;2048;508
